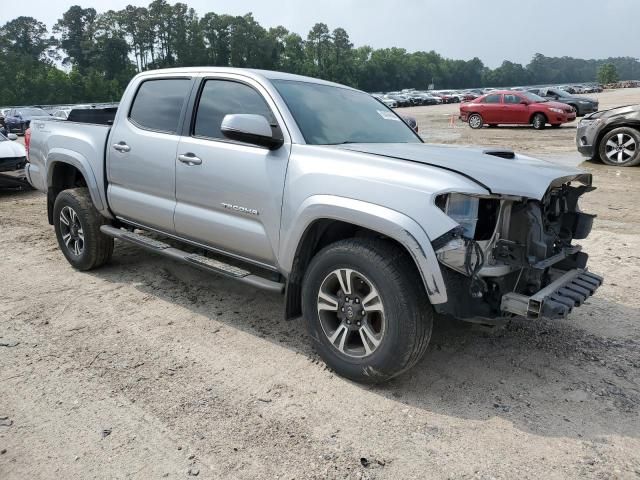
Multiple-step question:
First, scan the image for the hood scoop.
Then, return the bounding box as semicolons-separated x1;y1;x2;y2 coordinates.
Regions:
483;149;515;160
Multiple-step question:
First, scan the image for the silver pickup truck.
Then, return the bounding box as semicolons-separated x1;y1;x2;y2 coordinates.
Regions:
27;68;602;383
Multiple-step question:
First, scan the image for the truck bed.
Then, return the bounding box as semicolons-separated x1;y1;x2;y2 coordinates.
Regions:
27;116;112;216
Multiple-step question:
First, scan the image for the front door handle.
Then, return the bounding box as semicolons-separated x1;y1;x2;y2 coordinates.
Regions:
113;142;131;153
178;153;202;166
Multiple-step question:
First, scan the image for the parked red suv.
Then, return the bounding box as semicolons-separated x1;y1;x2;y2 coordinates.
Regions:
459;90;576;129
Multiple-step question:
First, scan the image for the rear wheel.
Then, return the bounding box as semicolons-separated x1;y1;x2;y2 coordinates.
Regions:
53;188;114;271
599;127;640;167
302;239;433;384
532;113;547;130
468;113;484;129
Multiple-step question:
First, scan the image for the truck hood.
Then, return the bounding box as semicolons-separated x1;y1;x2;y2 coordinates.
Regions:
337;143;591;200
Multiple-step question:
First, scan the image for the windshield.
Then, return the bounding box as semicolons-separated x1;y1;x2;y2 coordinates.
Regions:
550;89;571;98
273;80;422;145
522;92;547;103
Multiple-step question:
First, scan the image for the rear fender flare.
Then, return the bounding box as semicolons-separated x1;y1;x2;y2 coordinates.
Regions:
46;148;105;212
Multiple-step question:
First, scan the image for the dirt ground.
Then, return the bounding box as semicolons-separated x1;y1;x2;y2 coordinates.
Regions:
1;89;639;480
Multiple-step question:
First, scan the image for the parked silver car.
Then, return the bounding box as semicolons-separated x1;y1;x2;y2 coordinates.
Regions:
27;68;602;383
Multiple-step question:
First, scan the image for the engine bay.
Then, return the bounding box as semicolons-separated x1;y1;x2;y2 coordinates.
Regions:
433;181;600;321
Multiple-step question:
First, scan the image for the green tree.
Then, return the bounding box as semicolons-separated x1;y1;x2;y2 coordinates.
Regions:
53;6;98;73
0;16;55;60
598;63;619;84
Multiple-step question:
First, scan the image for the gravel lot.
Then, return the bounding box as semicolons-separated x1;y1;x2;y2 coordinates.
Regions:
1;89;639;479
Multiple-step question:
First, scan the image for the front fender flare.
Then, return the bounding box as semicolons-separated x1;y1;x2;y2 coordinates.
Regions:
280;195;447;304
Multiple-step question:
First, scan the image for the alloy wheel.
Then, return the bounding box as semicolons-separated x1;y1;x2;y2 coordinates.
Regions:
59;206;85;256
317;268;385;358
605;133;637;163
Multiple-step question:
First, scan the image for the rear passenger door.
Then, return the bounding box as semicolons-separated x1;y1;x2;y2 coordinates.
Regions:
480;94;503;123
173;75;291;268
107;76;194;233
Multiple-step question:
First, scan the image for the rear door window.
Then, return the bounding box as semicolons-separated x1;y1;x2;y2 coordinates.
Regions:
129;79;192;134
482;94;502;104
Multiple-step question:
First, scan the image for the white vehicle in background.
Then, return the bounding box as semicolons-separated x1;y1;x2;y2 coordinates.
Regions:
372;93;397;108
0;130;29;187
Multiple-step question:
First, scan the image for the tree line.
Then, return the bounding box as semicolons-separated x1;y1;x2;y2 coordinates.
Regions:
1;1;639;106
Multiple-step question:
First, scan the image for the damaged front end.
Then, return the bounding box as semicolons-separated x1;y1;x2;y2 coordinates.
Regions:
432;175;603;322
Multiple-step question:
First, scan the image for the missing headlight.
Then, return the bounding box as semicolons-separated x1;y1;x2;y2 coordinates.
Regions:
435;193;500;241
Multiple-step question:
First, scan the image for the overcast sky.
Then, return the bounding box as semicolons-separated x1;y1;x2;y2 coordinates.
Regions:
1;0;637;68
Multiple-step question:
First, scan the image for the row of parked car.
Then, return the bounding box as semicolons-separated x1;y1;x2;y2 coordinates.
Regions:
372;83;606;109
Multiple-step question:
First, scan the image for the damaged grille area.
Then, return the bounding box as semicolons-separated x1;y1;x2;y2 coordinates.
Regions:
433;181;602;322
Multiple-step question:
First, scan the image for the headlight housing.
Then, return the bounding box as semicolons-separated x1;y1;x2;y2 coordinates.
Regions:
579;118;602;128
441;193;479;238
549;107;564;114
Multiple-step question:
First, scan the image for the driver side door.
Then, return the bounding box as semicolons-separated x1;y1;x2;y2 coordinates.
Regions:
174;75;291;268
503;93;529;124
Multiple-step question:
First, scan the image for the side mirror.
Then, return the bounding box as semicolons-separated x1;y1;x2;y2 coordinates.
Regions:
220;114;283;150
520;100;529;105
7;133;17;141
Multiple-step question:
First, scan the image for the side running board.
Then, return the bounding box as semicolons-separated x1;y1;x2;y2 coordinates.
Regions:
100;226;284;293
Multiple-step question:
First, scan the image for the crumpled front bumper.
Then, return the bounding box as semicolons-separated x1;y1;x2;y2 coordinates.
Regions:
500;269;603;319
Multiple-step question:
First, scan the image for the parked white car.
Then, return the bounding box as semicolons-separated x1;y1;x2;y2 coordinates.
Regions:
0;131;28;187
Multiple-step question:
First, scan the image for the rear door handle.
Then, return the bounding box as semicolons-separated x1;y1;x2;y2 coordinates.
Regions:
113;142;130;153
178;153;202;166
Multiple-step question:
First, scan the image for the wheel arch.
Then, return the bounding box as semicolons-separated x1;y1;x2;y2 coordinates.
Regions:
46;151;104;225
529;111;548;124
280;196;447;320
594;121;640;153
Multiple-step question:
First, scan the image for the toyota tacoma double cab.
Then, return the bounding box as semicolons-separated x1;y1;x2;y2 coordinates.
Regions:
27;68;603;383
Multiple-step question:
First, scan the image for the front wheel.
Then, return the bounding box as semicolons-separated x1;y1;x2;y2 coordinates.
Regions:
53;188;114;271
532;113;547;130
302;239;433;384
468;113;483;129
599;127;640;167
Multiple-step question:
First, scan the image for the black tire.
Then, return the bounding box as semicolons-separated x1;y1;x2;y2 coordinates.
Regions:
468;113;483;129
598;127;640;167
53;188;114;271
569;104;580;116
302;238;433;384
532;113;547;130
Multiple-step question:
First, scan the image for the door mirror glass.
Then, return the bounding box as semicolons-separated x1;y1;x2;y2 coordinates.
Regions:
221;114;283;150
7;133;18;140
